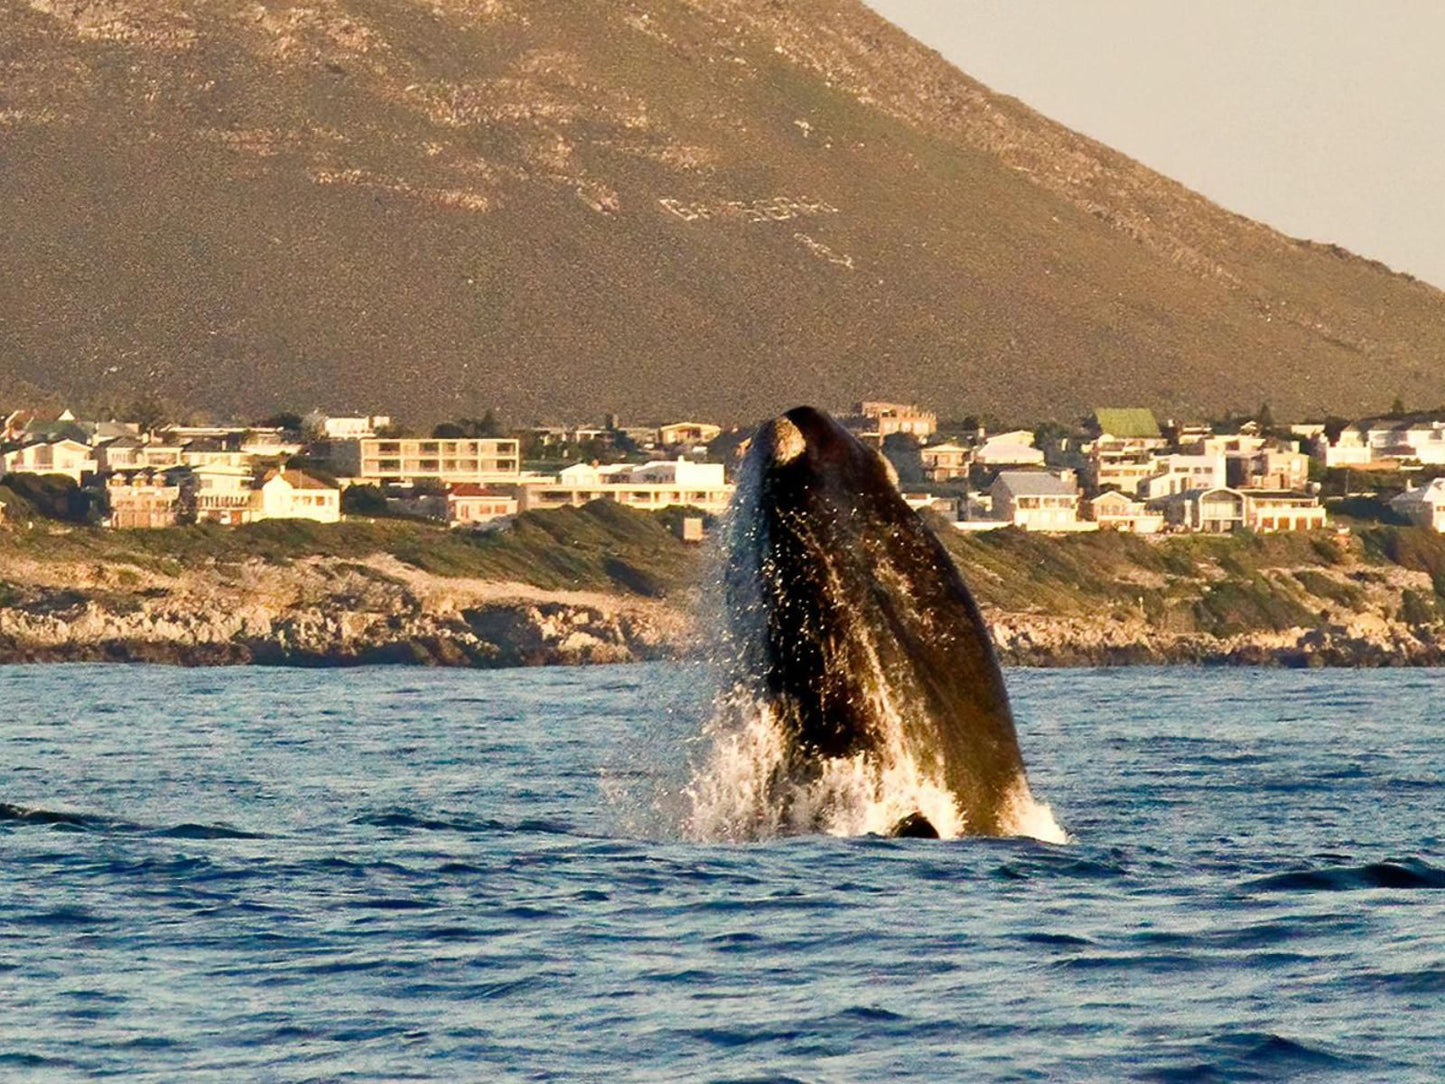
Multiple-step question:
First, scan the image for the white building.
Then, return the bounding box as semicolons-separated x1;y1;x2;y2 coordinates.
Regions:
1086;490;1164;533
975;431;1046;468
1140;453;1227;500
1;439;98;483
989;471;1086;532
191;465;261;525
1243;491;1327;533
332;437;520;486
1233;447;1311;491
920;441;972;482
1391;480;1445;532
94;435;147;473
519;458;733;514
1315;427;1375;468
447;485;518;528
1157;487;1247;533
1369;418;1445;465
305;413;393;441
101;469;187;529
843;402;937;442
658;422;722;448
255;470;341;523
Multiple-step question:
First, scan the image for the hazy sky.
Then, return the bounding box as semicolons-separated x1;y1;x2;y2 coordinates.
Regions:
865;1;1445;289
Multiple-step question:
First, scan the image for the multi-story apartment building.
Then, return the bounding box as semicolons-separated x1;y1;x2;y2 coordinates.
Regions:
518;458;733;514
920;441;972;482
1230;447;1311;491
191;465;259;525
1085;408;1168;495
331;437;521;486
1364;416;1445;465
842;402;938;443
1139;454;1228;500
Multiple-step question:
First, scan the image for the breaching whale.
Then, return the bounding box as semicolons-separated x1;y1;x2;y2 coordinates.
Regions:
717;406;1055;840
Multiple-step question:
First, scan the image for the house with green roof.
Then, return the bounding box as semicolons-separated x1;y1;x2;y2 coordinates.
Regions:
1086;408;1168;495
1091;408;1163;441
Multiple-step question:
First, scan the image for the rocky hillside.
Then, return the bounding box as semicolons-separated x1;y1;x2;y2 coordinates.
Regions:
4;0;1445;423
1;505;1443;666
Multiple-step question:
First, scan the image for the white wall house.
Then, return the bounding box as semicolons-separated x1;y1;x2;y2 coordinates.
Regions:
1;439;98;482
990;471;1085;531
1316;428;1374;468
975;431;1045;468
1391;480;1445;532
519;458;733;514
254;470;341;523
447;486;518;527
1086;490;1164;533
920;441;971;481
307;413;393;441
191;465;258;525
1140;453;1227;500
1157;487;1247;533
658;422;722;447
94;436;147;473
1391;421;1445;465
1243;491;1327;532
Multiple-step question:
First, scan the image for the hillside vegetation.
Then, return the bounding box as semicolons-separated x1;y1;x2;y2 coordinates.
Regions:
1;504;1444;665
4;0;1445;423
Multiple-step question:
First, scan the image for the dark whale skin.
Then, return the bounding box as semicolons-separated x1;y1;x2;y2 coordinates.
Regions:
724;406;1028;836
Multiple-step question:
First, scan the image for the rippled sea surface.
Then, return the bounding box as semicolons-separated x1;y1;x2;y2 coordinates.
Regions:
2;664;1442;1082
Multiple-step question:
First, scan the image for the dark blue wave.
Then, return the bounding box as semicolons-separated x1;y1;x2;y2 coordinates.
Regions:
1246;858;1445;892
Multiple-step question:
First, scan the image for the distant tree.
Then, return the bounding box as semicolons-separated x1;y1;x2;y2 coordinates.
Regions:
1322;416;1350;443
1389;396;1407;418
128;393;170;433
474;409;502;437
258;412;304;432
577;436;623;463
1255;402;1275;431
0;473;95;524
1033;420;1073;448
881;433;924;485
433;412;504;440
281;458;339;486
341;484;388;517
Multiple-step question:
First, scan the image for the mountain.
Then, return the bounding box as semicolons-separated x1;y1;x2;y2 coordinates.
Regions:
4;0;1444;426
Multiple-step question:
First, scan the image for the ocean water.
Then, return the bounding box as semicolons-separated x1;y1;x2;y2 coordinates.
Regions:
1;663;1441;1082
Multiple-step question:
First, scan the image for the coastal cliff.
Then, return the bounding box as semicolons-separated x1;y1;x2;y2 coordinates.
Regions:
0;553;684;668
1;505;1443;668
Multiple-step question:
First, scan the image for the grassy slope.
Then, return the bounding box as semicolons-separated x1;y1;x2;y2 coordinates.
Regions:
944;525;1445;638
3;503;1444;644
0;503;702;599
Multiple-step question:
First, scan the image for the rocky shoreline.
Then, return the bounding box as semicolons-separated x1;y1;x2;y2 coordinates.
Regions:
0;554;1441;669
2;518;1444;669
988;613;1445;668
0;553;686;669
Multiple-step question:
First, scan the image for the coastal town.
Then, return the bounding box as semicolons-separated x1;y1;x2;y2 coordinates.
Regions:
1;400;1443;536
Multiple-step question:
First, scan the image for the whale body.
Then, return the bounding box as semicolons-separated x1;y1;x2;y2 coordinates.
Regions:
720;406;1047;839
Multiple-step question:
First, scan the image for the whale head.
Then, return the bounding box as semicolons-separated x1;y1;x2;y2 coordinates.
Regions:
723;406;1029;837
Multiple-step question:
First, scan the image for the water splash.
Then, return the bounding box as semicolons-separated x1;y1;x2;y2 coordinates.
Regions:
683;692;1066;844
